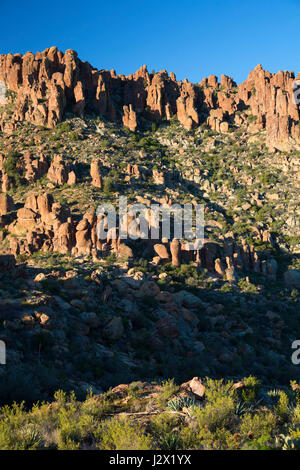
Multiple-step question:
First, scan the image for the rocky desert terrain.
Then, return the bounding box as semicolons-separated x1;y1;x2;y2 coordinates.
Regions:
0;47;299;450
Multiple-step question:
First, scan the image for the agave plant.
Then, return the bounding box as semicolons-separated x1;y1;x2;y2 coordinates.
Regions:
234;399;263;416
167;395;196;412
234;400;254;416
18;424;42;450
158;432;181;451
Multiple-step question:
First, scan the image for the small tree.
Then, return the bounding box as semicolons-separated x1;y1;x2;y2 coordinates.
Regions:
103;177;114;196
3;151;23;186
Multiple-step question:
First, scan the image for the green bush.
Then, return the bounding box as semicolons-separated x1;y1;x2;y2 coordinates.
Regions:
241;376;261;403
204;378;235;404
150;413;181;450
275;391;292;422
0;402;41;450
103;177;114;195
194;396;236;432
97;417;152;450
3;150;23;186
128;381;143;399
240;411;276;442
157;379;179;408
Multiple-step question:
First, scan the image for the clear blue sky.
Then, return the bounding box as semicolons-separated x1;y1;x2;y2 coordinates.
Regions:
0;0;299;84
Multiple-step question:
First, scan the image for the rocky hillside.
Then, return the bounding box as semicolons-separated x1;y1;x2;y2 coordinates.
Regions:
1;47;300;150
0;48;299;418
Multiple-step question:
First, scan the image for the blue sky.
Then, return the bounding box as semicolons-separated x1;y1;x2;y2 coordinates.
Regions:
0;0;299;84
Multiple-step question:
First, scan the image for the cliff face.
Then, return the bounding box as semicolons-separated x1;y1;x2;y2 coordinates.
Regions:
0;47;299;149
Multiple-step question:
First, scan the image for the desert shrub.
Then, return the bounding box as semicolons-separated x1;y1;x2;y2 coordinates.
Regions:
128;381;143;399
292;405;300;426
150;412;179;436
239;411;276;443
198;427;239;450
3;150;23;186
69;131;80;141
103;176;114;195
104;253;117;264
193;396;236;432
57;436;80;450
179;425;201;449
157;379;179;408
275;391;292;422
56;122;71;134
259;171;279;185
5;89;17;102
0;403;42;450
238;278;259;294
55;391;104;449
56;392;81;449
150;413;181;450
204;378;235;404
220;283;235;293
81;392;111;420
240;376;261;403
290;382;300;406
17;424;43;449
99;138;110;148
155;432;181;450
97;416;152;450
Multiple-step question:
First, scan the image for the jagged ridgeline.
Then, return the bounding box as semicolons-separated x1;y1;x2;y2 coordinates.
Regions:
0;47;300;150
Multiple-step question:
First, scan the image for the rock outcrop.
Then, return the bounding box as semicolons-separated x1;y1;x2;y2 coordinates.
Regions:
90;159;103;188
0;48;298;148
0;193;14;215
47;154;75;185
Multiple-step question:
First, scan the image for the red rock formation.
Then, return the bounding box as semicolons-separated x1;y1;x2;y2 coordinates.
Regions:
47;154;74;185
0;193;14;215
122;104;137;131
176;80;199;130
170;238;181;267
90;159;103;188
0;48;299;146
237;64;299;148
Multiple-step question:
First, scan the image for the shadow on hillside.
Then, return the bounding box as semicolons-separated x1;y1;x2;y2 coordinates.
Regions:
0;257;299;406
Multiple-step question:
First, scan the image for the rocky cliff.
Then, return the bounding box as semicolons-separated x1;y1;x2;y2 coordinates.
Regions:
0;47;299;150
